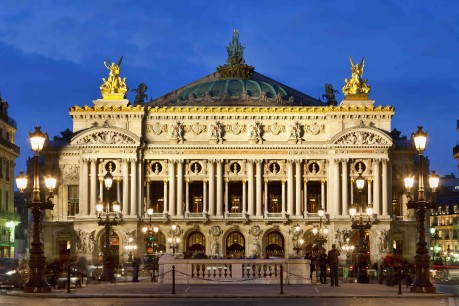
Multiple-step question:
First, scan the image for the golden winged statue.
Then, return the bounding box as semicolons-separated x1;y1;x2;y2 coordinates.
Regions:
342;56;371;97
100;56;128;99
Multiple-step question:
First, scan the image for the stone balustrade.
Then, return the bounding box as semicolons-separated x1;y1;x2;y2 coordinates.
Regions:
158;255;310;284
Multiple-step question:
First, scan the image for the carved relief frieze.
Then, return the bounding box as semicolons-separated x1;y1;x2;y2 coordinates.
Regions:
265;122;285;135
76;130;136;145
63;164;80;183
185;122;206;136
335;130;389;145
146;122;167;135
304;122;325;135
224;122;246;135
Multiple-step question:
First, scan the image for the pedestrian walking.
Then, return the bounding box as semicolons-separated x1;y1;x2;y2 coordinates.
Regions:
384;251;394;286
328;244;340;287
132;253;141;282
318;251;328;284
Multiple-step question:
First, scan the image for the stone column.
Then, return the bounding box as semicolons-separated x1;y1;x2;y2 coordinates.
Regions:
321;179;326;210
137;159;143;216
163;179;168;214
373;159;381;216
367;179;372;207
295;160;302;217
99;179;103;202
176;160;184;217
264;180;268;215
382;159;388;216
146;180;151;209
332;159;340;216
341;159;348;216
130;159;137;216
122;159;129;215
90;159;97;215
281;180;286;215
256;160;263;217
287;160;294;216
116;179;121;203
185;179;190;214
303;180;308;215
203;180;207;214
168;161;176;216
79;158;89;215
247;160;254;216
216;160;223;217
208;160;215;216
242;180;247;214
224;179;229;215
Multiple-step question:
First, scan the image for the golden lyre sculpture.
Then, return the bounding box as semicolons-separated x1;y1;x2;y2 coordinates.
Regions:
342;56;371;98
100;56;128;99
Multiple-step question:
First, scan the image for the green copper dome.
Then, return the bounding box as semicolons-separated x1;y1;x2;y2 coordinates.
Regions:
179;79;288;101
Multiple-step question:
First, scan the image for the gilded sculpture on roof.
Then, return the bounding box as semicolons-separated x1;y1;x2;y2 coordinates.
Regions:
100;56;128;99
342;57;371;98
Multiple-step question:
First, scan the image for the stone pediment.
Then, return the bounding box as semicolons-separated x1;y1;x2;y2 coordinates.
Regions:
71;123;140;147
331;123;392;147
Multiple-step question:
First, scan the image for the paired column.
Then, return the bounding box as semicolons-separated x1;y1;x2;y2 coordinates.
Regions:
247;161;254;216
372;159;381;216
242;180;247;214
176;160;183;216
341;159;348;216
207;160;215;216
216;160;223;217
163;179;168;214
295;161;302;217
168;161;176;216
382;159;388;216
90;159;97;215
203;180;207;214
122;159;129;215
79;158;89;215
255;160;263;217
286;161;294;216
130;159;137;216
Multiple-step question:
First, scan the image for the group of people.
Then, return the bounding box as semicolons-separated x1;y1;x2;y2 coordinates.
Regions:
305;244;340;287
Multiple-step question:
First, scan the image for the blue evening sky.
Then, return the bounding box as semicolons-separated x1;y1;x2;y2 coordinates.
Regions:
0;0;458;177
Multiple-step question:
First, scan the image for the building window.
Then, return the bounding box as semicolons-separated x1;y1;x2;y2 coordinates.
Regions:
68;185;79;216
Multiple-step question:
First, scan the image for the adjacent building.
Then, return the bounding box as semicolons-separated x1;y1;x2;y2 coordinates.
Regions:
0;96;20;258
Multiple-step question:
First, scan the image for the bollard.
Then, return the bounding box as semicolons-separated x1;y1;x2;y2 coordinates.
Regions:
280;264;284;295
398;265;402;295
172;265;176;294
67;262;71;294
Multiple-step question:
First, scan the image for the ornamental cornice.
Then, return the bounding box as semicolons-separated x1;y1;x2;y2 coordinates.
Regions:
71;121;141;147
146;105;394;114
69;105;144;112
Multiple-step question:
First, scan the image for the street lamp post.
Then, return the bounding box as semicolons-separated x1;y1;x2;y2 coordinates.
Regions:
404;126;439;293
142;206;159;254
96;171;121;282
124;237;137;263
15;127;57;293
289;224;304;256
341;238;355;281
5;221;15;258
168;225;180;255
312;208;329;251
349;173;373;284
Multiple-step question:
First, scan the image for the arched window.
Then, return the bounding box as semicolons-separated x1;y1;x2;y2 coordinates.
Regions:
186;231;206;255
265;231;284;257
225;231;245;257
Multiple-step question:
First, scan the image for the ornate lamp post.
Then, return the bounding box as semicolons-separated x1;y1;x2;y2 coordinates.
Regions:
404;126;439;293
312;208;329;251
142;206;159;254
289;224;304;256
5;221;15;258
15;127;56;293
349;172;374;284
96;171;121;282
124;237;137;263
168;225;180;255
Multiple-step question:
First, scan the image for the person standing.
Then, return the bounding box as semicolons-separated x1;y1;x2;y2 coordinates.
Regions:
328;244;340;287
132;253;141;282
318;251;328;284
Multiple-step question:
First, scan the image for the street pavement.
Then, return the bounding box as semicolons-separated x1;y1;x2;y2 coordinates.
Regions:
6;276;454;299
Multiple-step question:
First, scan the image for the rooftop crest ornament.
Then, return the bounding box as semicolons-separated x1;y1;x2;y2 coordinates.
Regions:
100;56;128;100
217;29;254;79
342;56;371;99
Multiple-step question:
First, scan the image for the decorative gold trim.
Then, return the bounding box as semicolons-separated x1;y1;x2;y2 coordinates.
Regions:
70;105;144;112
146;105;394;114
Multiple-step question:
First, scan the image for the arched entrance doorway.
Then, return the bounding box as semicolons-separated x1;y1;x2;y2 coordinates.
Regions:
225;231;245;258
186;231;206;256
265;231;284;258
100;229;120;267
349;229;371;267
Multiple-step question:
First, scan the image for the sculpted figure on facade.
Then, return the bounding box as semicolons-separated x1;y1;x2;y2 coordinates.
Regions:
63;164;80;183
248;122;262;144
322;83;339;105
336;131;388;145
132;83;148;106
170;121;184;144
100;56;128;99
378;229;389;252
209;121;223;144
288;121;302;143
342;56;371;97
75;229;95;254
76;131;136;145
